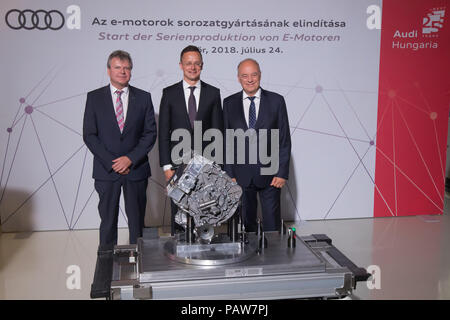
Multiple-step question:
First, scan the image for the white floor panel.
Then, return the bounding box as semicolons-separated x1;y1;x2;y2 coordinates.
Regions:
2;209;450;299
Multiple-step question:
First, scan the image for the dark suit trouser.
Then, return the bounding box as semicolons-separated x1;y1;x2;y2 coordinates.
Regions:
95;177;148;246
242;183;281;232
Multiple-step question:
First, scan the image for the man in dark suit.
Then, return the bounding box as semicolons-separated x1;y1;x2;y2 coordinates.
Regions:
158;45;223;235
83;50;157;247
223;58;291;232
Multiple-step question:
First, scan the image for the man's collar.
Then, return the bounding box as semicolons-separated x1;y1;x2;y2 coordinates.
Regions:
242;88;261;100
183;80;200;89
110;83;129;94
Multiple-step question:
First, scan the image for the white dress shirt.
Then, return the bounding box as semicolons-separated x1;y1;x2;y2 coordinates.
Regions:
242;88;261;127
110;84;129;122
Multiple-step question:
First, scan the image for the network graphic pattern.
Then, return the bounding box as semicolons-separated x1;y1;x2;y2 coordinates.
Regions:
1;63;445;231
1;68;96;230
373;82;448;217
0;67;171;231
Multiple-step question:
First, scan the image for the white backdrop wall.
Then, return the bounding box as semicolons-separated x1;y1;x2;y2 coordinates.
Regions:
0;0;381;231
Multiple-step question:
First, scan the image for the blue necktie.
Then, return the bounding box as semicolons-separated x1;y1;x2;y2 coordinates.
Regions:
248;96;256;129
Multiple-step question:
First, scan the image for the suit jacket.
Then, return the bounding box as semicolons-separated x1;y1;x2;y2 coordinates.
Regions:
158;80;223;167
223;88;291;188
83;85;157;181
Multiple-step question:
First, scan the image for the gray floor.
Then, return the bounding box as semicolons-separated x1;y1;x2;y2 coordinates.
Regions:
1;198;450;299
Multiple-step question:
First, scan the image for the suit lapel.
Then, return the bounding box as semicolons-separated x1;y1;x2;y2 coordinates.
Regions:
237;91;248;130
176;81;192;129
254;88;266;129
122;86;136;135
196;81;207;121
103;86;122;135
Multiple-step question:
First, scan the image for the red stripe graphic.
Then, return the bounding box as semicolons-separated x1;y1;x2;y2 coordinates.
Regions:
374;0;450;217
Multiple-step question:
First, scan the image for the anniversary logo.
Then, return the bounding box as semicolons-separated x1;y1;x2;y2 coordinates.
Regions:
392;6;445;50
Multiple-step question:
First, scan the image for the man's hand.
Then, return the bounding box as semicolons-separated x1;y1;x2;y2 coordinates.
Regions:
120;168;130;175
164;169;175;182
112;156;132;174
270;177;286;189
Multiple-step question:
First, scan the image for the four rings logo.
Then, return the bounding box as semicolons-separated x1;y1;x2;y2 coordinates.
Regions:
6;9;65;30
4;5;81;31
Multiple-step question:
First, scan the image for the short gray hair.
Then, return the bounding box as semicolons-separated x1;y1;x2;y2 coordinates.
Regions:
107;50;133;69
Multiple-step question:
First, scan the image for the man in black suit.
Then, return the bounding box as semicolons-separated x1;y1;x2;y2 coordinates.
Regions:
223;58;291;232
83;50;157;247
158;45;223;235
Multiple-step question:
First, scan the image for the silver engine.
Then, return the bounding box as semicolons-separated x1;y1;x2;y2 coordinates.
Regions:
166;153;242;243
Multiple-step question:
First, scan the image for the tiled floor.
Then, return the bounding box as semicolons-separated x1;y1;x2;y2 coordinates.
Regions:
1;200;450;300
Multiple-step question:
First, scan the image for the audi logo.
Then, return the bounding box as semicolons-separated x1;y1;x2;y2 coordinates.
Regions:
5;9;65;30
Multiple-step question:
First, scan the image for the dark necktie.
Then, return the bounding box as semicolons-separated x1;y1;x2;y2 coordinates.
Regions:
188;86;197;129
248;96;256;129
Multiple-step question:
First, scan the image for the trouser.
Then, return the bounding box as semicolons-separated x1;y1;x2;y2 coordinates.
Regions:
94;177;148;246
241;182;281;232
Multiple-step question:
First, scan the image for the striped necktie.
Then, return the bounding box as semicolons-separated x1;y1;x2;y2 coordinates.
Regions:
115;90;125;133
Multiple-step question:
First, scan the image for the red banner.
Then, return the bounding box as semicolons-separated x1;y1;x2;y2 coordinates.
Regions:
374;0;450;217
